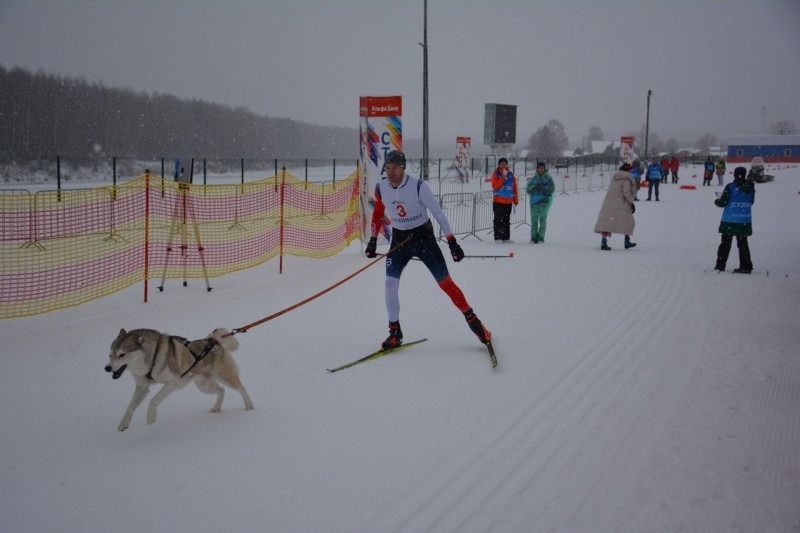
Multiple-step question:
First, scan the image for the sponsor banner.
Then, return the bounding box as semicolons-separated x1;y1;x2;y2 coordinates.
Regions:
359;96;402;243
620;136;635;164
455;136;471;182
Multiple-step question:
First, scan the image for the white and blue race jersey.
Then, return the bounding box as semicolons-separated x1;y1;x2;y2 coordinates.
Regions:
371;174;453;237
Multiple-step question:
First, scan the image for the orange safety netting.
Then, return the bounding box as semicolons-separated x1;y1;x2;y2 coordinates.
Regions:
1;170;361;318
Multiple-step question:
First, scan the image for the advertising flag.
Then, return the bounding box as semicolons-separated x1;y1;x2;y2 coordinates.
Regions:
455;137;471;182
620;136;635;164
359;96;402;243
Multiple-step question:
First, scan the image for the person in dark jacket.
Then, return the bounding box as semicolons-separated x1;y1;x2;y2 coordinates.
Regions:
703;156;715;186
714;166;755;273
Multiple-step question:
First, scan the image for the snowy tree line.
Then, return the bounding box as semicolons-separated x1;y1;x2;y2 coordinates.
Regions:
0;65;358;162
525;119;714;159
3;64;795;166
525;118;796;159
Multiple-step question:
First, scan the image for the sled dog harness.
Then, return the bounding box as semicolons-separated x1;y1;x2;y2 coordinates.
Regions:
143;336;217;380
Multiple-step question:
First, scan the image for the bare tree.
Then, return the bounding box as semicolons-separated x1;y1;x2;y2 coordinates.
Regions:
695;133;718;152
526;119;569;159
665;138;679;153
587;126;604;142
769;120;798;135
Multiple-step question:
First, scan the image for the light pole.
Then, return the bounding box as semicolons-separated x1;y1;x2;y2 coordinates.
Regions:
644;89;652;159
420;0;429;180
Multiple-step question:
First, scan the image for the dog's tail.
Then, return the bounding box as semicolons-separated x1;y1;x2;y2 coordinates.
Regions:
210;328;239;352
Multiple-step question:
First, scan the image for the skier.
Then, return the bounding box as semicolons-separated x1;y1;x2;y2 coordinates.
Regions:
714;166;755;273
365;150;492;350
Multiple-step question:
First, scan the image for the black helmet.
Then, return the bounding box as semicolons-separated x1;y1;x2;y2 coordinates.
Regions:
734;166;747;180
385;150;406;168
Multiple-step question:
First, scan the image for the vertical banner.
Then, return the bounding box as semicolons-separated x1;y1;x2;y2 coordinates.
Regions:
455;136;471;182
620;136;635;164
359;95;402;244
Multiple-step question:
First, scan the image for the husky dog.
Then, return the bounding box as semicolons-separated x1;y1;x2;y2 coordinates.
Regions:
105;327;254;431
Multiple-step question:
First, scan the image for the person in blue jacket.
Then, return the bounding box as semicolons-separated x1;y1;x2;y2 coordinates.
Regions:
714;166;755;273
629;159;643;201
645;156;662;201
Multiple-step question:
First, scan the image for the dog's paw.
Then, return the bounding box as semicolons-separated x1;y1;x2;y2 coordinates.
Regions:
244;403;254;411
146;410;157;425
209;406;221;413
118;415;132;431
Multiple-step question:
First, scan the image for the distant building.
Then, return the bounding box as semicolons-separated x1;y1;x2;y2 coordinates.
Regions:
590;140;614;154
725;135;800;163
707;146;726;158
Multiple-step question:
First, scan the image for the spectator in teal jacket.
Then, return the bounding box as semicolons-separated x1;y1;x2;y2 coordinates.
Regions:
526;161;555;243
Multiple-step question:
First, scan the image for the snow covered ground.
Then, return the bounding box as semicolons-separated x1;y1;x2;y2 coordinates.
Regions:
1;164;798;532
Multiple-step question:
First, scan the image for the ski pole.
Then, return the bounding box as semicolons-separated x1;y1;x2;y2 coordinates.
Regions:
392;251;516;261
463;252;515;259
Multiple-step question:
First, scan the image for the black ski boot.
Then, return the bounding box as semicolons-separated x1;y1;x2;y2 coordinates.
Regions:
624;237;637;249
464;309;491;344
601;237;611;251
381;321;403;350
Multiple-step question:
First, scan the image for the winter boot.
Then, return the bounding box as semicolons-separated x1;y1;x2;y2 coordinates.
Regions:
381;321;403;350
624;237;637;249
464;309;491;344
717;236;732;271
601;237;611;251
737;237;753;274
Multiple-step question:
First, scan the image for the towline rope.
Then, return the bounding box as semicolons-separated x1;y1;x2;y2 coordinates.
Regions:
223;237;410;338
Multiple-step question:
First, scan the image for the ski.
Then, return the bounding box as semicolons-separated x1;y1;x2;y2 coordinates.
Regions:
326;338;428;373
484;339;498;368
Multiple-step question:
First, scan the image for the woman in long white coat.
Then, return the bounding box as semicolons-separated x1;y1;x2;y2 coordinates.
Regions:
593;163;638;250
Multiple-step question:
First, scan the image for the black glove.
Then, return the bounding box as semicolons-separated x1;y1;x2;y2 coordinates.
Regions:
631;203;636;214
365;237;377;258
447;236;464;262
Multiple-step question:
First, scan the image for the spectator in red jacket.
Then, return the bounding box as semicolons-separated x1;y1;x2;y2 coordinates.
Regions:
660;157;670;185
670;155;680;183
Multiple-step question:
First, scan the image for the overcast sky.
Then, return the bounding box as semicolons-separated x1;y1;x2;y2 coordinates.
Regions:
1;0;799;149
